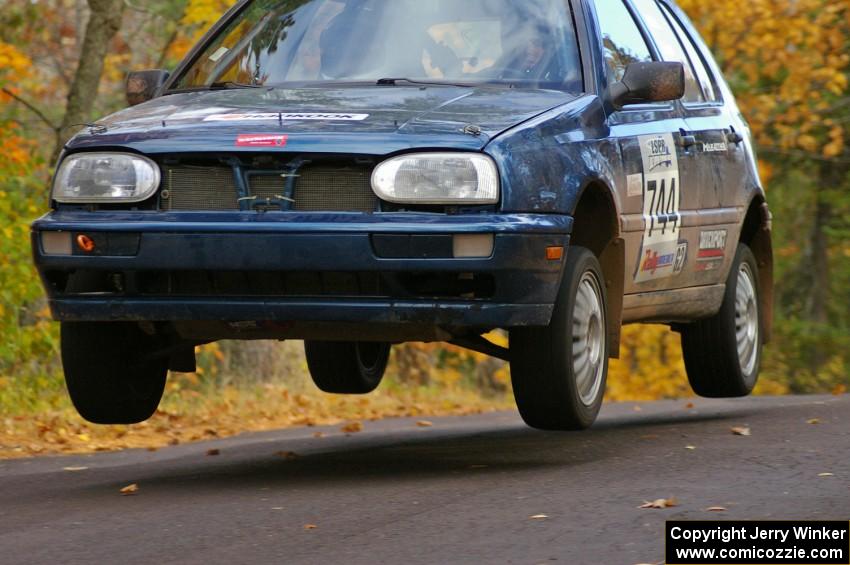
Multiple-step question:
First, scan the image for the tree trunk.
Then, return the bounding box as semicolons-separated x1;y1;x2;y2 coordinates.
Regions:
806;162;846;326
54;0;125;160
806;196;830;326
800;161;847;374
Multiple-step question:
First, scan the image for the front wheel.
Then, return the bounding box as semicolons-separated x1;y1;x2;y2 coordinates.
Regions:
304;341;391;394
509;247;609;431
681;244;762;397
61;322;168;425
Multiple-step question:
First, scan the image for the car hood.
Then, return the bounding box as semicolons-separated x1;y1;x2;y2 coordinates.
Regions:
66;86;577;155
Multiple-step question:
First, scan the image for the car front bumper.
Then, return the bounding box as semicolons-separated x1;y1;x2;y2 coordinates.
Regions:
32;211;572;331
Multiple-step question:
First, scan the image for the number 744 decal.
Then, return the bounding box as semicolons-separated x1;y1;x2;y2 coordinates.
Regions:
634;133;688;284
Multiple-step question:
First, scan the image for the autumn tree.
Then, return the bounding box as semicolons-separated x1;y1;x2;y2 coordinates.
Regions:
55;0;127;153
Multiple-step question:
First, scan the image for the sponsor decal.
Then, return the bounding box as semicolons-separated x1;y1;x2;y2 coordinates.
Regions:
641;248;675;275
204;112;369;122
235;134;288;148
208;47;229;63
696;229;727;272
674;241;688;274
641;242;688;276
167;107;234;121
702;142;728;153
634;133;683;283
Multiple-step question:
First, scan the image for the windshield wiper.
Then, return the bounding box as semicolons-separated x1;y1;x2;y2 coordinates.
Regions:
166;81;266;94
208;81;266;90
376;77;474;88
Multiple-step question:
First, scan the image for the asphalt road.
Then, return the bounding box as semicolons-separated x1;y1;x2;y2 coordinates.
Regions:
1;395;848;565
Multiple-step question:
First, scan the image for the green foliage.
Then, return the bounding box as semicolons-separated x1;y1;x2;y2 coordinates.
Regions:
763;319;849;394
0;151;65;415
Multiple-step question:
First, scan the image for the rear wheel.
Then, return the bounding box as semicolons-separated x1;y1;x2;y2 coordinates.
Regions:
304;341;391;394
509;247;609;431
681;244;762;397
61;322;168;425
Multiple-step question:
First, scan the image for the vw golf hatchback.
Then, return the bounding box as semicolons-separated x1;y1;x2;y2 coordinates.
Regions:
33;0;773;430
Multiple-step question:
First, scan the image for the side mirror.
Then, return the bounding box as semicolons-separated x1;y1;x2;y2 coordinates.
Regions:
609;62;685;110
126;70;171;106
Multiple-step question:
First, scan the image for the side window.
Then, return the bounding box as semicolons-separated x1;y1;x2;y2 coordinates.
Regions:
594;0;653;84
630;0;703;103
660;3;718;103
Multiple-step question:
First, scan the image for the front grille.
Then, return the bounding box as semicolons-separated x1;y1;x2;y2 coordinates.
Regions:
162;165;238;211
161;161;377;213
291;166;376;212
47;269;496;300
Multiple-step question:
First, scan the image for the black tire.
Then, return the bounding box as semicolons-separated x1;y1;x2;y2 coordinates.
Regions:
304;341;391;394
681;244;762;397
61;322;168;425
509;247;609;431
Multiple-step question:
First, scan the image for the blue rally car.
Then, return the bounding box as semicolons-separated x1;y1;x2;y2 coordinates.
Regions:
32;0;773;430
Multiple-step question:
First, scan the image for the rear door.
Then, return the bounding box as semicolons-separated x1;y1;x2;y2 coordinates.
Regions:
661;2;747;280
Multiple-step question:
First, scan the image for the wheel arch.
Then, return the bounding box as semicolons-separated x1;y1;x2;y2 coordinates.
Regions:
739;195;774;343
570;180;624;358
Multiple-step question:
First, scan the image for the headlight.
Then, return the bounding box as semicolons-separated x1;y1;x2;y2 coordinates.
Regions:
371;153;499;204
53;153;161;203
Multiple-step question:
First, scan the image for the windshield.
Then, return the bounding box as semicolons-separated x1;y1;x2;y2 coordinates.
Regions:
173;0;583;91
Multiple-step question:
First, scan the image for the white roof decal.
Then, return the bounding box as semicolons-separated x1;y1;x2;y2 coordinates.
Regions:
203;112;369;122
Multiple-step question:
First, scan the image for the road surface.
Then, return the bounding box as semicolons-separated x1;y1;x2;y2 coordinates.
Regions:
1;395;848;565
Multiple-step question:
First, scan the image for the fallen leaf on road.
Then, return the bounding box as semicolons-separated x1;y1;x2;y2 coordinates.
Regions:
685;403;695;409
731;426;751;436
276;451;299;460
819;473;834;477
633;406;643;412
706;506;727;512
685;445;697;451
833;384;847;396
807;419;821;425
341;422;363;434
63;466;88;472
304;524;318;530
147;447;158;452
640;498;678;509
417;421;434;428
313;432;324;439
530;514;549;520
120;484;139;496
206;449;220;457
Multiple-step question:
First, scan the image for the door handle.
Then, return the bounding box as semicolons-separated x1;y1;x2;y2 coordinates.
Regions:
727;129;744;144
678;135;697;149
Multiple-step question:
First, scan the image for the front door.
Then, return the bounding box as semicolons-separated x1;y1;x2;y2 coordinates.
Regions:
593;0;699;295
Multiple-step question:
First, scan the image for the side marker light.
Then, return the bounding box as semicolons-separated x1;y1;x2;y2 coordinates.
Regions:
76;234;96;253
546;247;564;261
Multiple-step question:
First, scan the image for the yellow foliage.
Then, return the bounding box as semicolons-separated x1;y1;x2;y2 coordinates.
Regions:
606;325;691;401
182;0;236;27
0;41;31;98
180;0;238;43
0;124;38;176
678;0;850;159
163;0;238;60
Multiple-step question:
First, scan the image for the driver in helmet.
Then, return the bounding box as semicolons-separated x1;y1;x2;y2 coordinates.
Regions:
499;23;562;83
